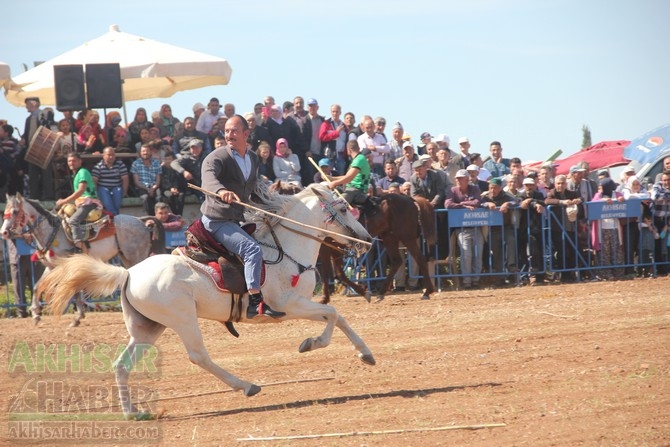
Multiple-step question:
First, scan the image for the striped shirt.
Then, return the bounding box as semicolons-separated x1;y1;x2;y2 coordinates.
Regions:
92;160;128;188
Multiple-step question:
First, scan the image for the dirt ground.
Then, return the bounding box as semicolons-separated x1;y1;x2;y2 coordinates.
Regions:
1;277;669;447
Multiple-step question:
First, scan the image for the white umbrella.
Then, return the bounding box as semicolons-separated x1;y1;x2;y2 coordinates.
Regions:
4;25;232;107
0;61;10;88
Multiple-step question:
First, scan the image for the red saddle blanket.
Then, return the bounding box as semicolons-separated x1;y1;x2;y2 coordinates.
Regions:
177;220;265;293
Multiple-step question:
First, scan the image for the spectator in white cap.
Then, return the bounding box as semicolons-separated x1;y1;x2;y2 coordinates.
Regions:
444;168;484;289
388;122;405;161
469;152;492;184
617;165;636;193
192;102;206;126
466;163;488;192
458;137;471;159
518;176;546;285
396;140;418;182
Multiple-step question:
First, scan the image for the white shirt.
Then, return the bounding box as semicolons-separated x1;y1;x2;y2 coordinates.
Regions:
357;132;389;165
196;110;224;134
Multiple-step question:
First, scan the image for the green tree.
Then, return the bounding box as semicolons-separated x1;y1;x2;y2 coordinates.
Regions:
581;125;592;149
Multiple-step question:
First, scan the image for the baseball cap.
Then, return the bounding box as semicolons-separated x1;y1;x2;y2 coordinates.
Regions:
420;132;432;140
455;169;469;178
466;164;479;172
435;133;450;145
623;165;635;173
318;158;331;167
307;98;318;106
418;154;432;162
412;160;425;169
188;139;203;147
402;141;414;149
192;102;205;113
489;177;503;186
458;137;469;144
522;177;536;185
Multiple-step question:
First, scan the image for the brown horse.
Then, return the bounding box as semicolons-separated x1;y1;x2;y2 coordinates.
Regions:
360;193;436;302
269;180;436;303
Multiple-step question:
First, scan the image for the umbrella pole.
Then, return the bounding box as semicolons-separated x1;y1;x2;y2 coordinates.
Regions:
121;80;128;125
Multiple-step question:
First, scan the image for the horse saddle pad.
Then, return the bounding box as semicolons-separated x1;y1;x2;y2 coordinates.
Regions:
174;219;266;293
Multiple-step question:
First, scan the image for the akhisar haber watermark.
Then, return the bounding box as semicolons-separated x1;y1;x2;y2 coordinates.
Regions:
7;421;160;443
7;341;162;443
8;341;159;375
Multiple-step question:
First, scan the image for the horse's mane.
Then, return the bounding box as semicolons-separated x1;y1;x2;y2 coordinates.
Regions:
24;198;61;227
245;181;318;237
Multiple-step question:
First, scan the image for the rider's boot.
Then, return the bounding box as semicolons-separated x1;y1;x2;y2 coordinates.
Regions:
246;292;286;319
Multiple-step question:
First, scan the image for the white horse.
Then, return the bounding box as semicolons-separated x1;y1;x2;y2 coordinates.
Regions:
1;193;164;325
37;183;374;419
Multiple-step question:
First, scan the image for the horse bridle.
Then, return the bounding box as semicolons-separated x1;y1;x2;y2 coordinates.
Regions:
258;195;362;275
3;200;61;259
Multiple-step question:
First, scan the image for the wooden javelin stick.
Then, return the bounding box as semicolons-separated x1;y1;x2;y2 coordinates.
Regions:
307;156;353;209
188;183;372;246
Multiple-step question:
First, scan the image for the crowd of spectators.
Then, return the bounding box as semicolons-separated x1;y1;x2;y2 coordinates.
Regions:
1;95;670;292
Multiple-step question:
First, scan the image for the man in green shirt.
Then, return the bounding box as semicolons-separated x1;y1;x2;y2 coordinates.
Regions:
327;140;370;206
56;152;101;252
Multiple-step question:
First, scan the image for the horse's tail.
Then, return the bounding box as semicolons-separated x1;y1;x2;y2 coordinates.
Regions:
140;217;167;254
36;255;129;316
414;197;437;246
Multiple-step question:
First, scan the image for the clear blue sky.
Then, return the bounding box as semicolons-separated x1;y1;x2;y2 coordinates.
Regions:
1;0;668;163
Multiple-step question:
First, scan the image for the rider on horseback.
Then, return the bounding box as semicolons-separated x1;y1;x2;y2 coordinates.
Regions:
326;140;370;207
55;152;102;253
200;115;285;320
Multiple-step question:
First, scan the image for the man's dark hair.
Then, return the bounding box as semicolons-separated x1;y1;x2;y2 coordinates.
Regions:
2;124;13;136
510;157;522;165
490;141;502;147
234;114;249;131
469;152;481;163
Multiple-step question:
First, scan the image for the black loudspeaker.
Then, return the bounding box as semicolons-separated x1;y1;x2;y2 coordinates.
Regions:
85;63;123;109
54;65;86;111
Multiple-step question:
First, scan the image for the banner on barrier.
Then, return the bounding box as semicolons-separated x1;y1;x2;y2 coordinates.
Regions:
586;199;644;221
447;208;504;227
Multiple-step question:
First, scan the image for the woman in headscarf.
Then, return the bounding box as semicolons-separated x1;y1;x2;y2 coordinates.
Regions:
155;103;180;142
272;138;301;186
128;107;154;148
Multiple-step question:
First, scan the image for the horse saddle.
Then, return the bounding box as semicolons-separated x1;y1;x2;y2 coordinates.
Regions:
177;219;266;295
58;206;116;244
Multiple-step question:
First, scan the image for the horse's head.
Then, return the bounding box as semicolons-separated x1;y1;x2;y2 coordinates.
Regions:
1;194;28;239
309;184;372;257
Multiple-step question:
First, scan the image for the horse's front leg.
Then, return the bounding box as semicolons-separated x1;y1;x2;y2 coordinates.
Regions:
285;298;375;365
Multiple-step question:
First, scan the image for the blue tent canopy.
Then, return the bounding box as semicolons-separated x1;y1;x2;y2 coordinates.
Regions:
623;123;670;164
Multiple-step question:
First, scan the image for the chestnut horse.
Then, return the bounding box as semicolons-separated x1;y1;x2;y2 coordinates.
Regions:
270;181;436;302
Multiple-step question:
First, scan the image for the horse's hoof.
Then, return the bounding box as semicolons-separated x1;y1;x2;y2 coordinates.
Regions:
298;338;313;353
359;354;376;366
69;319;81;328
364;291;372;303
32;316;41;326
245;384;261;397
421;293;431;300
374;295;385;303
